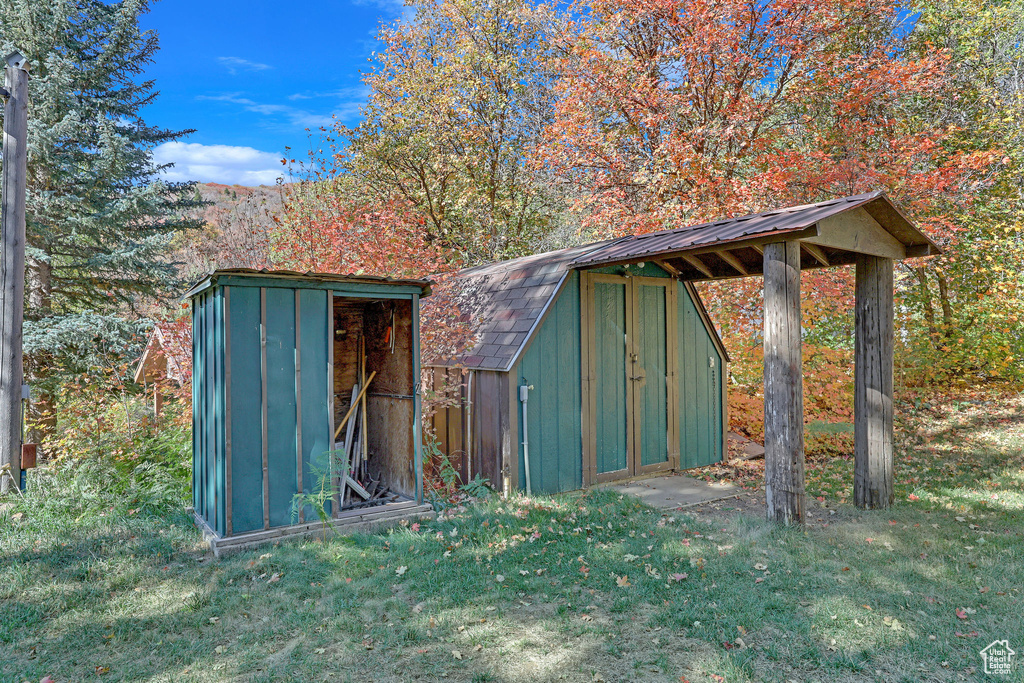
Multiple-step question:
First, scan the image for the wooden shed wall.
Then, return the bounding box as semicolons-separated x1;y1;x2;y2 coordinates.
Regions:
678;283;725;468
514;271;583;493
428;265;725;497
428;367;508;490
194;283;334;537
192;288;226;537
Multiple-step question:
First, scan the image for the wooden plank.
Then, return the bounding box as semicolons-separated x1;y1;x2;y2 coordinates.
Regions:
504;368;518;495
854;255;894;509
299;289;330;522
260;288;270;530
680;253;715;279
634;278;671;472
195;500;436;557
224;287;233;536
580;272;595;487
808;208;906;260
762;241;805;525
713;249;750;276
666;282;680;470
801;243;831;267
654;259;681;277
590;275;630;481
294;290;303;523
265;287;299;528
327;292;335;517
228;286;264;535
0;57;28;497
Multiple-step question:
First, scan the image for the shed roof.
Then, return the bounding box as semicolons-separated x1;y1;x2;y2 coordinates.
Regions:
570;191;939;277
183;268;432;299
433;192;937;371
431;241;615;370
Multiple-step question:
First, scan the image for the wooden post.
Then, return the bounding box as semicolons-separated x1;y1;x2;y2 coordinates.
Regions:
0;53;29;495
854;254;894;509
762;241;805;524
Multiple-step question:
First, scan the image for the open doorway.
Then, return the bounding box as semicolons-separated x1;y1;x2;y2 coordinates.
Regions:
332;296;417;511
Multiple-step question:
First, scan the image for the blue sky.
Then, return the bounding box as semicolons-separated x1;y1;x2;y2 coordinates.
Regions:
144;0;408;185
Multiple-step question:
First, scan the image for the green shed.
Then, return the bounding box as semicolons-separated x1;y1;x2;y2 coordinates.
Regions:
427;246;729;496
187;269;434;554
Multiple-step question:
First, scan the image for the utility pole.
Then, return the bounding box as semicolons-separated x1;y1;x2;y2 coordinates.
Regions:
0;52;29;494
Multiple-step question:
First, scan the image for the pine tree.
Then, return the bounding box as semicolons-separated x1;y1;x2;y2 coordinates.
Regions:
0;0;204;437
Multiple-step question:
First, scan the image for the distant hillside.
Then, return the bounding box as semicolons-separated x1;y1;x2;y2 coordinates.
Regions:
173;183;286;283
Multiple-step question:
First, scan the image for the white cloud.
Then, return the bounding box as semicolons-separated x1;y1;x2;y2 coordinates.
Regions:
153;142;285;185
218;56;273;75
197;92;339;129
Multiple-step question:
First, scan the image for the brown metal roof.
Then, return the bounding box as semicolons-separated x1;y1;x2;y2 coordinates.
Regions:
570;192;939;271
427;193;939;370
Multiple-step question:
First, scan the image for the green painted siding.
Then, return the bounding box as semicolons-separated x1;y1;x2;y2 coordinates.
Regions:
264;288;299;528
193;275;422;537
227;286;264;533
515;271;583;493
298;289;332;517
678;284;724;467
592;280;629;475
637;283;669;467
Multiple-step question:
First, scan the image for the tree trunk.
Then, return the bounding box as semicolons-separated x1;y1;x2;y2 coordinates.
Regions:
913;266;938;342
25;255;56;450
935;273;954;339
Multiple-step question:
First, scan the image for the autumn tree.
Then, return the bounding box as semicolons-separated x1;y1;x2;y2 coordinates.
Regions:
338;0;565;262
894;0;1024;384
539;0;972;236
0;0;203;439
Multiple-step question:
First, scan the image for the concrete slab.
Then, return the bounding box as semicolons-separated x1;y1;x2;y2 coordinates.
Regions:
600;473;743;510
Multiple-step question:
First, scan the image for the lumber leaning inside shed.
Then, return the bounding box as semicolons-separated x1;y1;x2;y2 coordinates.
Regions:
186;269;434;555
428;192;940;515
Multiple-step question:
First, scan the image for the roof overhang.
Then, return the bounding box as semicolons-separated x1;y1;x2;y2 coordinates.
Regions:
570;193;940;281
183;268;433;300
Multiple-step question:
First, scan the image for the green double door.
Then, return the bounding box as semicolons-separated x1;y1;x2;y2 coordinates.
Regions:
582;273;679;484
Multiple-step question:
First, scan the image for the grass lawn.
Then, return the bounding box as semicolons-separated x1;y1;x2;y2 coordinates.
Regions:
2;397;1023;682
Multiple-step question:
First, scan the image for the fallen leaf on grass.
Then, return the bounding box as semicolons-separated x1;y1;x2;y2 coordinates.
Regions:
396;566;408;577
413;602;425;613
581;614;594;622
956;631;980;638
669;573;688;582
95;666;110;675
955;608;968;620
214;646;226;654
495;574;505;583
753;563;767;571
908;494;920;501
616;575;631;588
452;650;463;660
314;648;326;654
267;573;281;584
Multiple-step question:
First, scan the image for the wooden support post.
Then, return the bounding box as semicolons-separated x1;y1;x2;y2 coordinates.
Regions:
0;54;29;495
762;241;805;524
854;254;894;509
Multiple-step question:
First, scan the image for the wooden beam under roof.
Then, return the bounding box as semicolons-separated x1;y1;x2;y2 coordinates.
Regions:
713;248;750;276
802;242;831;267
680;253;715;279
654;259;682;277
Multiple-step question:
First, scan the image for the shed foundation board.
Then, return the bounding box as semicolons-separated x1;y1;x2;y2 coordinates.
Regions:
192;498;435;556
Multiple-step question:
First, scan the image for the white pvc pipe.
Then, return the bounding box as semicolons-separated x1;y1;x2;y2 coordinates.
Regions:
519;384;532;496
